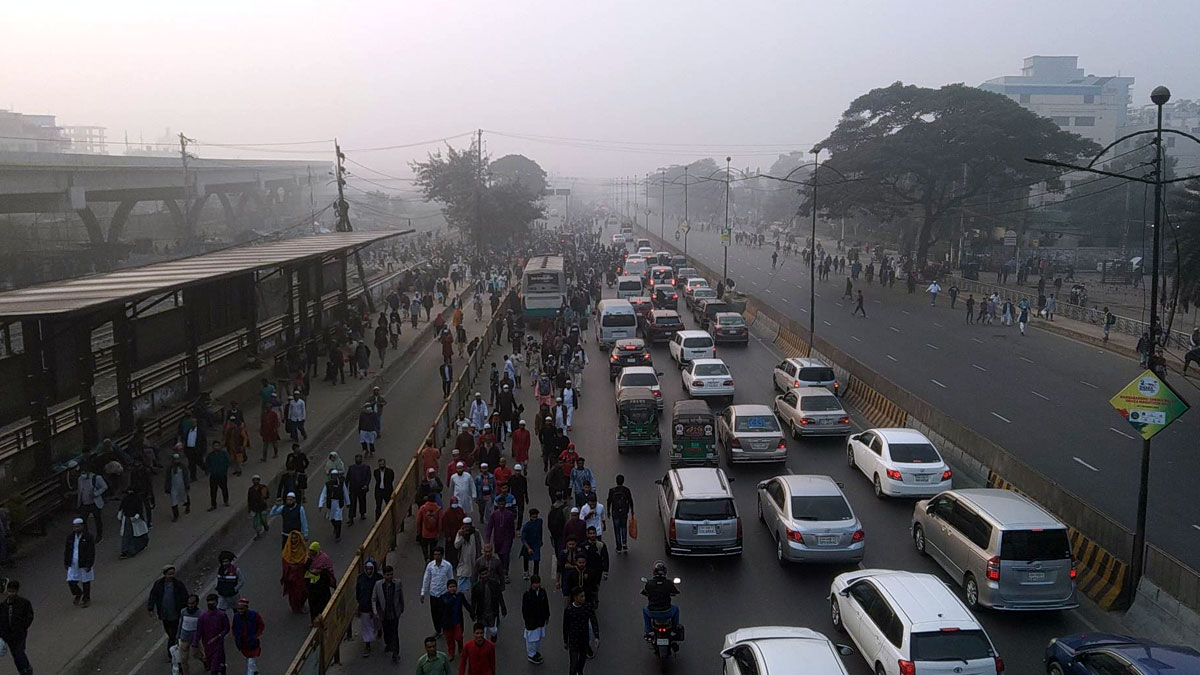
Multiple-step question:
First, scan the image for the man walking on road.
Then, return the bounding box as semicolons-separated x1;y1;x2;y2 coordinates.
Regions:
65;517;95;607
421;546;456;635
286;391;307;442
0;579;34;675
851;290;866;317
147;564;188;660
205;441;231;511
374;458;395;519
606;475;634;553
372;565;405;664
459;623;496;675
248;475;270;539
563;586;598;675
231;598;265;675
347;454;371;526
926;280;941;306
440;361;454;398
949;284;959;308
521;574;550;664
415;636;451;675
965;294;975;324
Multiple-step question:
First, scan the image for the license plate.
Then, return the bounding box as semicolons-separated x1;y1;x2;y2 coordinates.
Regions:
697;525;717;535
656;638;670;646
818;535;839;546
1027;571;1047;581
914;474;930;483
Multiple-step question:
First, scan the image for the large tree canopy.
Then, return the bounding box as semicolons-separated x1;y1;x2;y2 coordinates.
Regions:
814;82;1099;261
412;143;545;244
489;154;548;195
1168;178;1200;314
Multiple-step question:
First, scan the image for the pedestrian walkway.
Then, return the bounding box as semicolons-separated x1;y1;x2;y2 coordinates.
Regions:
13;287;476;675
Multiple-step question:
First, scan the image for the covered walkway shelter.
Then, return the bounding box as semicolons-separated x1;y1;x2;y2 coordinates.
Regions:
0;231;407;501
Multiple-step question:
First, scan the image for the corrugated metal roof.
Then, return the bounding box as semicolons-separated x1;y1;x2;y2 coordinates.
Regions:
0;231;405;319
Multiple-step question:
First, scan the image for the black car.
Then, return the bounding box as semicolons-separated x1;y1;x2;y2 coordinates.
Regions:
609;338;653;381
710;312;748;344
694;299;732;331
643;310;684;343
652;284;680;310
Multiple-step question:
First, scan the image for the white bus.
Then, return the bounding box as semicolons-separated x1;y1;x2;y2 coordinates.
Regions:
521;255;567;319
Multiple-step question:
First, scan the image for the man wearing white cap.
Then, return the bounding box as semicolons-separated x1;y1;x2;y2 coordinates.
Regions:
318;469;351;543
552;397;571;434
64;517;96;607
449;462;475;510
468;392;489;431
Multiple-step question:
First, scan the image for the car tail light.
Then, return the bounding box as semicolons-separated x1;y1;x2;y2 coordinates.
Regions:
693;380;704;387
838;416;851;424
730;438;742;448
723;380;734;386
799;418;813;425
898;660;916;675
610;355;619;362
652;390;661;397
656;625;668;633
885;468;903;481
777;440;787;450
1070;559;1077;580
643;353;652;361
995;657;1005;674
833;381;840;393
786;528;804;543
941;469;953;481
852;529;865;543
793;380;800;388
736;517;743;539
668;518;676;541
986;556;1001;581
671;294;678;299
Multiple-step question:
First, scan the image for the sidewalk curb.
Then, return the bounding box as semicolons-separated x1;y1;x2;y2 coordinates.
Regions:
61;294;467;675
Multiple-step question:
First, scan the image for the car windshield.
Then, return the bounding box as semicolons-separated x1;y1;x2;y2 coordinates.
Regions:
655;316;681;325
887;442;941;463
734;415;779;432
999;529;1071;561
718;316;744;326
602;314;636;327
694;290;716;298
909;630;995;662
799;395;843;412
683;337;713;348
676;498;736;521
694;363;728;376
797;367;836;382
620;407;655;425
618;281;641;291
790;495;853;521
622;373;659;387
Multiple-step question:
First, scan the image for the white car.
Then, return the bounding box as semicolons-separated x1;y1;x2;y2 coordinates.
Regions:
669;330;716;367
682;358;734;399
830;569;1004;675
722;626;852;675
774;387;852;439
846;428;952;498
615;366;664;409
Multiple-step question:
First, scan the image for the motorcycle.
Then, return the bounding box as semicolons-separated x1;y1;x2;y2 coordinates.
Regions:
640;576;684;669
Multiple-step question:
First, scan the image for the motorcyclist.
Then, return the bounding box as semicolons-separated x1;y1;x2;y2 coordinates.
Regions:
641;560;680;635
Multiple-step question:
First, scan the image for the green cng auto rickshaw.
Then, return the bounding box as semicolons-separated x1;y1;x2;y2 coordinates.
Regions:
616;387;661;454
670;399;716;466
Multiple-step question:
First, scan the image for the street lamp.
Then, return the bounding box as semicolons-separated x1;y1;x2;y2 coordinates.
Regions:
723;156;731;294
660;169;666;241
683;165;690;258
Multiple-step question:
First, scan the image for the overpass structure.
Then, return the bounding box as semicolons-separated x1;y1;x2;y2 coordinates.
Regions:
0;151;331;245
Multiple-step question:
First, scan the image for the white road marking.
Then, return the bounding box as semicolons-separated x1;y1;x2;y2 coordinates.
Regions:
765;289;773;294
782;297;790;303
886;355;898;362
798;307;808;313
1073;456;1101;472
851;336;861;343
889;326;901;333
1020;356;1035;364
991;412;1012;423
902;310;911;315
1032;390;1050;401
972;364;987;372
925;343;940;350
933;322;944;328
872;300;881;304
1080;380;1099;389
1193;524;1200;533
835;302;844;308
971;338;983;344
823;320;832;327
814;292;821;298
755;266;763;271
931;379;947;389
1110;427;1135;440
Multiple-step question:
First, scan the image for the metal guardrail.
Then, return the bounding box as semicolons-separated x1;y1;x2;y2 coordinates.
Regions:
0;261;426;462
286;285;515;675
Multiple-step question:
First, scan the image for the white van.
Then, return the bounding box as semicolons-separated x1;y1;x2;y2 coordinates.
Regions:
615;275;644;300
669;329;716;367
596;299;638;349
622;256;649;278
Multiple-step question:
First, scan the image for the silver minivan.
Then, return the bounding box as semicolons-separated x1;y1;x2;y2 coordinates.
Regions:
656;467;742;557
911;488;1078;611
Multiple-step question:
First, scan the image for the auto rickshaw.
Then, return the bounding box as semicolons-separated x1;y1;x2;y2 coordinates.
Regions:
616;387;661;454
669;399;716;466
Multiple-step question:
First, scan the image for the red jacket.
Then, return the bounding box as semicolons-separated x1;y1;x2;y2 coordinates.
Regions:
458;637;496;675
510;428;531;463
417;502;443;539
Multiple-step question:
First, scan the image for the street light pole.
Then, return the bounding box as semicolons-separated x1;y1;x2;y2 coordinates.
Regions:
660;170;666;241
809;149;818;351
723;156;731;292
684;165;690;258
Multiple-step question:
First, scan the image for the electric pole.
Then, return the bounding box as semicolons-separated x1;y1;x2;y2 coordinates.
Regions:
660;169;665;241
178;132;197;235
333;139;351;232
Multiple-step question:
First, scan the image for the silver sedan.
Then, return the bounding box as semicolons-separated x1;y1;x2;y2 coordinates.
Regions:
773;387;851;438
756;474;865;564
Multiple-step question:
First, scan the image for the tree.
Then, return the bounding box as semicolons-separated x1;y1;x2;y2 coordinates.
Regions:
1168;178;1200;315
411;142;545;244
814;82;1100;262
489;154;548;195
758;152;811;226
659;159;728;226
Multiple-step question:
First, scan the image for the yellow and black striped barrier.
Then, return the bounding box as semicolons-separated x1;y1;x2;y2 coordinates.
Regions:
843;379;908;428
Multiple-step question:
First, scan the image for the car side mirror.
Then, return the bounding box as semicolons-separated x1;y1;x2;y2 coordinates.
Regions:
726;476;735;483
926;503;937;515
838;588;851;598
756;480;768;490
836;644;855;657
653;479;662;486
656;371;664;377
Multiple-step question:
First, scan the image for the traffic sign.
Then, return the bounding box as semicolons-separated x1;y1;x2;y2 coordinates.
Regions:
721;225;731;245
1003;229;1018;247
680;221;690;233
1109;370;1190;440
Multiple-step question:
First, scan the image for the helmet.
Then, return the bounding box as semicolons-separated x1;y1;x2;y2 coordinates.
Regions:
652;560;667;578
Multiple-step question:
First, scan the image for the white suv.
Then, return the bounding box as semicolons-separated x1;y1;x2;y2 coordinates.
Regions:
669;329;716;367
830;569;1004;675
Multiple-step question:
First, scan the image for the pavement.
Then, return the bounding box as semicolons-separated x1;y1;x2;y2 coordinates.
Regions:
10;281;487;675
311;282;1123;675
659;224;1200;569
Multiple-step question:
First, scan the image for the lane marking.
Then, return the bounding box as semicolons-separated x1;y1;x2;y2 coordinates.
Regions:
798;307;808;313
814;292;821;298
755;266;763;271
835;302;844;308
925;343;940;350
971;338;984;344
1020;356;1035;364
765;289;773;294
851;336;861;343
931;379;947;389
872;300;881;304
1193;524;1200;533
886;355;898;362
991;412;1012;423
823;320;832;327
1073;456;1101;472
1110;427;1135;440
889;326;901;333
972;364;987;372
933;322;944;328
782;297;790;303
1032;390;1050;401
1080;380;1099;389
902;310;911;315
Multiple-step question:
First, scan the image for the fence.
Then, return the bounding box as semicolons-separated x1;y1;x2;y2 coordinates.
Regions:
285;285;518;675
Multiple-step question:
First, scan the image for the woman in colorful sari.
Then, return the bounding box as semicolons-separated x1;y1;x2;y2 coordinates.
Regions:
304;540;337;622
280;531;309;613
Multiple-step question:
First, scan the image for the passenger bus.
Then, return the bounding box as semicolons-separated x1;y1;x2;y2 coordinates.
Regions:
521;254;567;319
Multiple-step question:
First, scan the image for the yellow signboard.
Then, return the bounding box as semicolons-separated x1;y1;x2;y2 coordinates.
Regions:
1109;370;1189;440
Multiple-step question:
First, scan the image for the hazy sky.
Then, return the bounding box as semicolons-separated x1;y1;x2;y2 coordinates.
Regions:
3;0;1197;192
